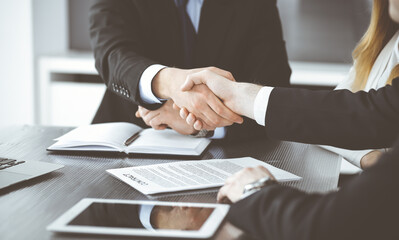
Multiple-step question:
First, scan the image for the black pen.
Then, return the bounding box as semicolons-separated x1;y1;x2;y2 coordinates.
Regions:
124;132;140;146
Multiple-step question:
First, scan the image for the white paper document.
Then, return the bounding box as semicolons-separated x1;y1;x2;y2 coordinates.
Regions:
107;157;302;195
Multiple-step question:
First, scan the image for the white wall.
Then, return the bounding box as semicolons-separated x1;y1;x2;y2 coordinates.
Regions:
0;0;34;126
33;0;68;124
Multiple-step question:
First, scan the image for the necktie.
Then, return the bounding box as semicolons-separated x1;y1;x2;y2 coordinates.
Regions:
176;0;196;68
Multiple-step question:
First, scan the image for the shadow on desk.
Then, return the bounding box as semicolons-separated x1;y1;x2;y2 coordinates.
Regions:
47;149;209;161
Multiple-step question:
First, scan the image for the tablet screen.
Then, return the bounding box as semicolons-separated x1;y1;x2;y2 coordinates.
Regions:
67;203;215;231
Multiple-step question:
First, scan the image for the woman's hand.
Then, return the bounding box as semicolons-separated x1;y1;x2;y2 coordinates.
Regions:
217;166;275;204
360;150;383;169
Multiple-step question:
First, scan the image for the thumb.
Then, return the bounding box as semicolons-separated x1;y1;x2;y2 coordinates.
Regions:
210;68;236;82
181;74;207;91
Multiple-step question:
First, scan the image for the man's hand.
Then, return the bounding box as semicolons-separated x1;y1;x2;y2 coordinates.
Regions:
360;150;383;169
217;166;275;204
152;67;243;130
178;69;263;130
135;100;199;135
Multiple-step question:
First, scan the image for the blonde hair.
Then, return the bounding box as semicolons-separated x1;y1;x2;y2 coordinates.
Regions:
352;0;398;91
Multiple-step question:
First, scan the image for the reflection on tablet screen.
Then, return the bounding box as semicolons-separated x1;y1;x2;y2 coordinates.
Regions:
68;203;215;231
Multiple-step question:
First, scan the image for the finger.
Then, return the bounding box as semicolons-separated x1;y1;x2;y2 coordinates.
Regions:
180;108;189;120
181;73;208;91
217;185;229;203
181;68;235;92
152;124;167;130
207;67;236;82
191;114;216;131
217;185;234;204
192;116;216;131
200;121;216;131
207;95;243;124
173;103;181;111
135;110;141;118
149;116;166;130
186;95;224;128
195;108;220;129
225;177;234;184
138;106;151;118
186;113;197;126
142;111;160;126
193;120;203;131
182;112;204;130
196;104;234;128
257;166;276;181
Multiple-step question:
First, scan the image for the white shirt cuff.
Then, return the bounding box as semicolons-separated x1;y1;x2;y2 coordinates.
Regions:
253;87;274;126
211;127;226;139
139;204;155;231
139;64;167;104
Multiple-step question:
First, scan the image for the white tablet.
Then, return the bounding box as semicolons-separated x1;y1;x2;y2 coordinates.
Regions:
47;198;230;239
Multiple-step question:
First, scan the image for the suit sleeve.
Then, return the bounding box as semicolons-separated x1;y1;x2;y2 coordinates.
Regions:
89;0;161;110
265;79;399;149
227;137;399;240
225;0;291;141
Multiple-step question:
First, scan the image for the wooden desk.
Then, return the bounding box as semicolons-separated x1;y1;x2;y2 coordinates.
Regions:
0;126;340;240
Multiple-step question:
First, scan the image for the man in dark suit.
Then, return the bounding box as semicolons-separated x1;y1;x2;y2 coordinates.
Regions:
178;66;399;239
89;0;291;140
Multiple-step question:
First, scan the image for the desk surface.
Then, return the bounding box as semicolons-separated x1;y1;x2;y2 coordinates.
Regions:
0;126;340;240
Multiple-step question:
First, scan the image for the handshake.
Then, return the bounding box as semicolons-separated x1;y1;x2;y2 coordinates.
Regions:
136;67;263;135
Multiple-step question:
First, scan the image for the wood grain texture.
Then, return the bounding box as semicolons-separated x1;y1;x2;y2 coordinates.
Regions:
0;126;340;240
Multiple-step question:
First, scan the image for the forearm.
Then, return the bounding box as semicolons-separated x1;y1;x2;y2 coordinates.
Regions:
228;142;399;240
228;185;323;240
90;0;158;108
227;82;262;119
265;84;399;149
152;67;183;99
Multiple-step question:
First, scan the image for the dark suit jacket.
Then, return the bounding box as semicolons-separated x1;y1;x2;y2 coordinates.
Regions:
229;138;399;240
89;0;291;141
266;78;399;149
227;79;399;240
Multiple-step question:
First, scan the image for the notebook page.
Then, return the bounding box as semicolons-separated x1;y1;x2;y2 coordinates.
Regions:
55;122;142;148
128;129;202;151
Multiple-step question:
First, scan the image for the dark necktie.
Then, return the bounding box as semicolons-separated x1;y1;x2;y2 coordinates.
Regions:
176;0;196;68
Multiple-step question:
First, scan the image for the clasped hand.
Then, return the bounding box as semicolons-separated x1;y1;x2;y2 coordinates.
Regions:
137;67;246;134
136;99;200;135
135;68;275;204
177;69;263;130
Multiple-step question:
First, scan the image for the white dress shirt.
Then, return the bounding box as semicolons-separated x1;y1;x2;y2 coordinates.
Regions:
138;0;225;138
253;31;399;169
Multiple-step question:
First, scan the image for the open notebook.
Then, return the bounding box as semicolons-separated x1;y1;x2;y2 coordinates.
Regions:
47;122;211;156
